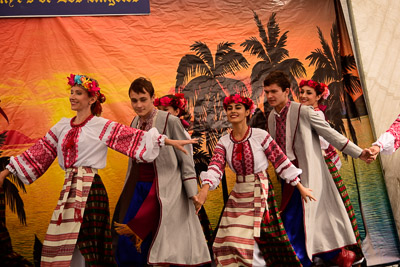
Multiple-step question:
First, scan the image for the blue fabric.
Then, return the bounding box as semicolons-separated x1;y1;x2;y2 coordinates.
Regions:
315;249;340;262
281;186;341;266
116;181;153;267
281;187;313;267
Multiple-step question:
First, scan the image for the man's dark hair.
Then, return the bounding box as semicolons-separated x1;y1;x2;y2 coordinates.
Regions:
129;77;155;97
263;71;291;91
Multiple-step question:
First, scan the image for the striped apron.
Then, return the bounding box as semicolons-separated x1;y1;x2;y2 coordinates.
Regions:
41;167;96;267
213;171;269;267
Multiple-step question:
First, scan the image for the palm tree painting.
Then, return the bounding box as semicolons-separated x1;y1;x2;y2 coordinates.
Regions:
0;100;9;126
304;22;364;144
175;41;250;205
0;102;34;266
241;11;306;115
175;41;250;154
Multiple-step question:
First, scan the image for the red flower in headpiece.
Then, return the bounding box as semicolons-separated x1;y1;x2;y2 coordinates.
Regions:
299;79;330;99
88;81;100;93
223;94;255;114
67;74;76;86
160;96;172;106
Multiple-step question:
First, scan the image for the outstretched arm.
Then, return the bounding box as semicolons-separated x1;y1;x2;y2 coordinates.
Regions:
308;107;364;159
370;115;400;156
165;137;198;155
193;140;227;213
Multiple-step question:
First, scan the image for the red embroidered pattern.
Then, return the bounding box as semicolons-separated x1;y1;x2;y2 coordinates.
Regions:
99;120;112;140
18;136;57;183
209;143;227;178
139;145;147;163
62;128;81;168
263;136;287;171
387;115;400;150
14;157;33;184
48;130;58;143
274;101;291;154
106;123;145;159
231;141;254;176
62;116;94;168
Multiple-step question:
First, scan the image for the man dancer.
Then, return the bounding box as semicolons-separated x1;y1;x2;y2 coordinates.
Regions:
112;77;210;266
260;71;371;267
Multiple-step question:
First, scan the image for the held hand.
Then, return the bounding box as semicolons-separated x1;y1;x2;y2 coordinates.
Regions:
369;145;380;156
191;195;203;214
165;138;199;155
296;183;317;203
359;148;375;164
114;222;135;237
192;185;209;214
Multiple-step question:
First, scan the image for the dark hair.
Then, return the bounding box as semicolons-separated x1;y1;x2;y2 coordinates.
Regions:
263;71;291;91
129;77;155;97
299;80;325;96
156;94;187;116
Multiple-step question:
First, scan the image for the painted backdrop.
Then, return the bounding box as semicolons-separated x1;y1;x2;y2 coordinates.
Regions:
0;0;399;265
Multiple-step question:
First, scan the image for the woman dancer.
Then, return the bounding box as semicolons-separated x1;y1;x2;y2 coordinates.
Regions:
193;94;316;267
0;74;195;267
299;79;363;265
154;92;214;256
154;93;190;136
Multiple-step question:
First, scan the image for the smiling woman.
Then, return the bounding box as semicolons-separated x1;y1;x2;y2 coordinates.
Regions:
0;74;198;267
193;94;315;266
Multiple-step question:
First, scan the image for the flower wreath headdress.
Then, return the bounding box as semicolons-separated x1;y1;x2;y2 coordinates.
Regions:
223;94;255;114
153;93;187;117
299;79;330;100
67;74;106;116
67;74;106;103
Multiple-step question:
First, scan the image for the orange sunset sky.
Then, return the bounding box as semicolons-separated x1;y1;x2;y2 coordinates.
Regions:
0;0;338;148
0;0;371;261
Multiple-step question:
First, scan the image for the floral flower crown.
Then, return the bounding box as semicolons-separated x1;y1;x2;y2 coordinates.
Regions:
223;94;255;114
67;74;106;103
154;93;187;116
299;79;330;100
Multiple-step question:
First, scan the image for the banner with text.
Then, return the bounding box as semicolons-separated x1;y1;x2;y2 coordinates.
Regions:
0;0;149;18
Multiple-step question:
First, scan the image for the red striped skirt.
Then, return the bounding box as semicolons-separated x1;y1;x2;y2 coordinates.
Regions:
213;171;268;267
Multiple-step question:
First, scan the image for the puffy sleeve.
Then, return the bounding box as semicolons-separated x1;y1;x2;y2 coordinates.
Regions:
99;120;166;163
260;130;302;186
6;124;60;184
200;140;227;191
373;115;400;154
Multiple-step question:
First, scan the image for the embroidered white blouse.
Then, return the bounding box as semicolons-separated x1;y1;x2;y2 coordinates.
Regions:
200;127;301;190
373;114;400;154
7;116;166;185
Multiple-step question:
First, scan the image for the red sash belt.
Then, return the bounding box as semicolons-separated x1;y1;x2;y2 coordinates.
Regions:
137;163;156;182
127;163;160;252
